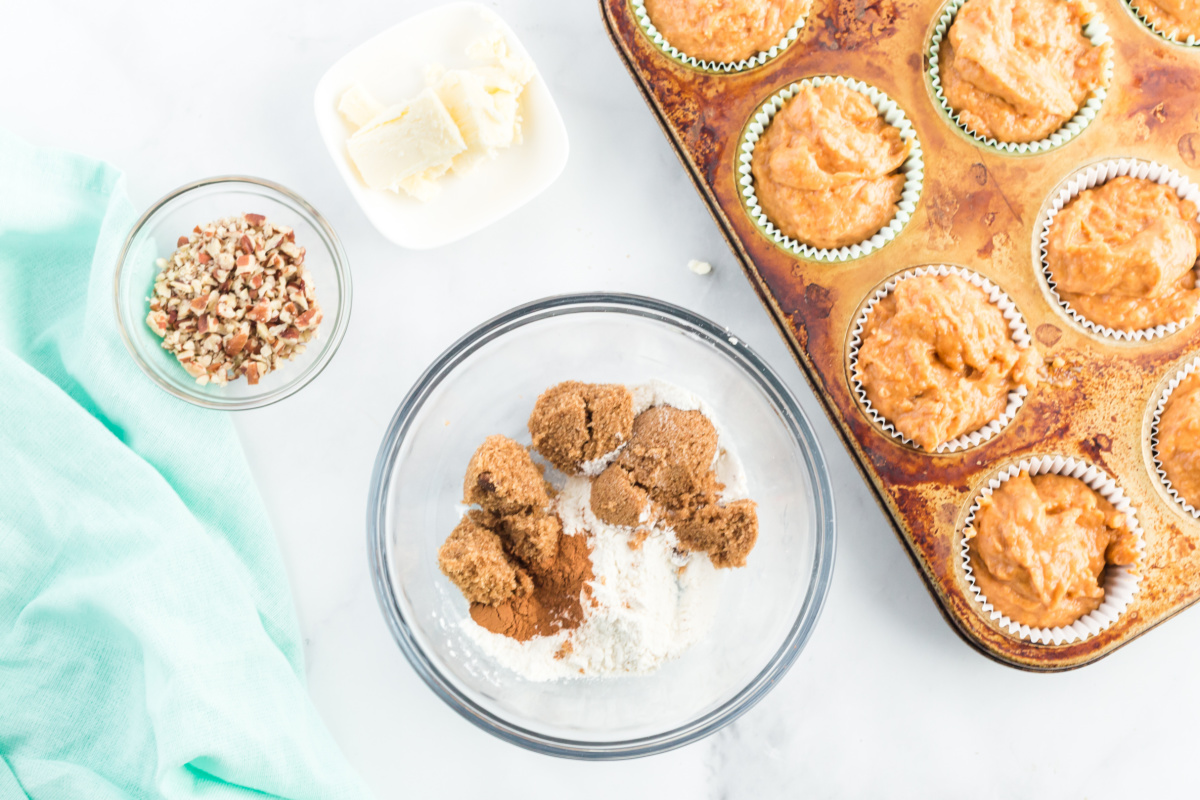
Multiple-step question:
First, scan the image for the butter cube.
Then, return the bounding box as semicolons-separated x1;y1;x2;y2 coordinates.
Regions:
434;71;515;172
338;84;385;128
431;33;535;173
346;88;466;195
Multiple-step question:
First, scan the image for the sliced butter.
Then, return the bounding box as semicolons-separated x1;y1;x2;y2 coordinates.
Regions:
338;29;535;202
346;88;466;195
338;84;385;128
432;30;535;173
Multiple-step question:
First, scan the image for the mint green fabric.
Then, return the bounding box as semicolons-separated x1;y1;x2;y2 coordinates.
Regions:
0;132;371;800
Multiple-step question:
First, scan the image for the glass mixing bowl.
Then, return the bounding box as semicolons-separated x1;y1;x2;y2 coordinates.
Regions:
113;176;351;410
368;294;835;758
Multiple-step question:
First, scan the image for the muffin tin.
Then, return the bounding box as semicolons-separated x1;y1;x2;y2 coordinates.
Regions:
602;0;1200;670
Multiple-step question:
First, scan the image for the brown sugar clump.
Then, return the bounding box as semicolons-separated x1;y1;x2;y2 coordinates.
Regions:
616;406;718;503
588;404;759;568
496;509;562;571
437;511;534;605
470;528;595;642
590;465;651;528
528;381;635;474
463;435;549;515
672;499;760;568
444;431;595;642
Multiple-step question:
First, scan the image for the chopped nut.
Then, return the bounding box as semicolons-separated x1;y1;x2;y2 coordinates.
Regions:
145;213;322;385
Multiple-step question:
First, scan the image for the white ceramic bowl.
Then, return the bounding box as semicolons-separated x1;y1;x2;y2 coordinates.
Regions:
313;2;569;249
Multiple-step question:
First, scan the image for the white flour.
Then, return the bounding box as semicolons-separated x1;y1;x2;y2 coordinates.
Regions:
463;381;748;681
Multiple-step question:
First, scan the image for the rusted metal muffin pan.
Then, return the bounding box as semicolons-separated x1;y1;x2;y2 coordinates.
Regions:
602;0;1200;670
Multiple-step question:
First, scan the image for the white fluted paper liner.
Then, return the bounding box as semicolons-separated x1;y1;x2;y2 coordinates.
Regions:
1038;158;1200;342
961;456;1145;644
848;266;1031;453
1151;355;1200;517
630;0;810;73
928;0;1113;154
737;76;924;263
1124;0;1200;46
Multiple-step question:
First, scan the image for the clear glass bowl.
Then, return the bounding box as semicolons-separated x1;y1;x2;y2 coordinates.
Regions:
113;176;351;410
368;293;836;758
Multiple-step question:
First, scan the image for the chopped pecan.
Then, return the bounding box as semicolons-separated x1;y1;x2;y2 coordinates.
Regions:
145;214;322;385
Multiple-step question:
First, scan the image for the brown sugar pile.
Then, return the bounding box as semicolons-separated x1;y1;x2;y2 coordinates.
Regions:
438;435;593;641
527;381;634;474
672;500;760;569
441;382;762;651
586;405;760;568
462;434;551;516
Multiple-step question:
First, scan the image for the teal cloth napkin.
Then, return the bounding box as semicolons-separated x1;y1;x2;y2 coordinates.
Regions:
0;132;371;799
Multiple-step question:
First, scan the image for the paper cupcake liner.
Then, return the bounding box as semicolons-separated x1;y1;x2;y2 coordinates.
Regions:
630;0;810;73
847;265;1031;453
737;76;924;263
1151;355;1200;517
1124;0;1200;46
927;0;1113;154
1038;158;1200;342
961;455;1145;645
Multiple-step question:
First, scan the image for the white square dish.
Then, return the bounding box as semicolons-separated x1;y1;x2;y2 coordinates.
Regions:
313;3;569;250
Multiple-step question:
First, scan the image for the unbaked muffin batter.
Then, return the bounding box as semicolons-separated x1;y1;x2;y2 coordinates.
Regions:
750;82;910;250
1158;371;1200;509
1046;176;1200;331
643;0;810;63
857;274;1040;451
938;0;1108;143
968;472;1138;629
1132;0;1200;41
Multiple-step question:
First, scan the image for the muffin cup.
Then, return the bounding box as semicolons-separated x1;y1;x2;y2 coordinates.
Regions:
630;0;811;73
927;0;1113;155
961;455;1145;645
738;75;924;263
1151;355;1200;518
1124;0;1200;46
848;265;1031;453
1038;158;1200;342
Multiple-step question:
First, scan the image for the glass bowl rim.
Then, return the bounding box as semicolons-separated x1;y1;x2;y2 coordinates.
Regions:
367;291;837;759
112;175;352;411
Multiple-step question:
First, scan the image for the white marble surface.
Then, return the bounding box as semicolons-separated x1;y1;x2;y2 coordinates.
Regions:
2;1;1197;796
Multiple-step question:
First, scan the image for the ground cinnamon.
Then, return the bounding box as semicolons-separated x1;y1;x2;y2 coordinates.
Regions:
469;529;594;641
439;435;595;643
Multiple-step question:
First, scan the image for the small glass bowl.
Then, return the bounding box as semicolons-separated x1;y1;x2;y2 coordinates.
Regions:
368;293;836;758
113;176;351;410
